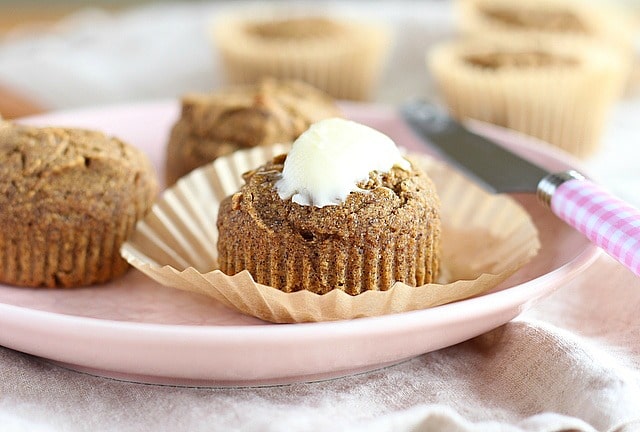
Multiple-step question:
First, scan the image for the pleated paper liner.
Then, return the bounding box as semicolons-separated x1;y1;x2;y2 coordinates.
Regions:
427;36;627;158
120;144;540;323
455;0;637;57
211;15;390;101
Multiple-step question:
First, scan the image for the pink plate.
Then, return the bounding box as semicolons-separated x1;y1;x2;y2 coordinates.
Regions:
0;101;599;386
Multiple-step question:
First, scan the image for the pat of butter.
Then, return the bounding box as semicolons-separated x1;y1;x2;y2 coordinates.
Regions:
275;118;410;207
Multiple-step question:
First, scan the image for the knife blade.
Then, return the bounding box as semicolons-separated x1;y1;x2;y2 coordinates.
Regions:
401;100;640;278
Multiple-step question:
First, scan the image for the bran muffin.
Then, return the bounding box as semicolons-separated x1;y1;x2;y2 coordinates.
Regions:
165;78;341;186
0;121;158;288
456;0;636;54
212;16;390;101
428;37;626;157
216;153;441;295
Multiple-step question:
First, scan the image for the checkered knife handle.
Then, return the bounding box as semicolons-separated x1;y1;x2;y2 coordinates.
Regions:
546;175;640;277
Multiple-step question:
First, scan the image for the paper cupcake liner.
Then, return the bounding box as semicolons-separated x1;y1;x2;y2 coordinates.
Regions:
427;37;627;158
211;16;390;101
121;144;540;323
455;0;637;55
455;0;636;96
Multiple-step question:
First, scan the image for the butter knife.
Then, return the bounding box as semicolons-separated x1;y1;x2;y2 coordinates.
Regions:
401;100;640;277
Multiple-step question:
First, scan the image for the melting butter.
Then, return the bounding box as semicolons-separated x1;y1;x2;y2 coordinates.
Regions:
275;117;410;207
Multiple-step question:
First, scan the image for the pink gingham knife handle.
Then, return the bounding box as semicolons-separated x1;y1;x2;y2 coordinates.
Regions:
538;170;640;277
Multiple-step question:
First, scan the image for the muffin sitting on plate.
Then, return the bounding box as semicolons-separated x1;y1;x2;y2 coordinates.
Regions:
216;118;441;295
121;115;540;323
0;120;157;288
165;78;341;185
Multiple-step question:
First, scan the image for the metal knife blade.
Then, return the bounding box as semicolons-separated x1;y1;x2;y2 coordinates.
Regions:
400;100;549;193
400;100;640;278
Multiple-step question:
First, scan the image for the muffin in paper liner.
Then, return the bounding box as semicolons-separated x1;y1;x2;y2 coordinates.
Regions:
454;0;636;97
211;15;390;101
427;37;627;158
120;144;540;323
455;0;637;56
216;150;441;295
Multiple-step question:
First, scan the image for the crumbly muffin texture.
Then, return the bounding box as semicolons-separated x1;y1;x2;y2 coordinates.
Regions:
0;121;157;288
217;154;441;295
165;78;341;185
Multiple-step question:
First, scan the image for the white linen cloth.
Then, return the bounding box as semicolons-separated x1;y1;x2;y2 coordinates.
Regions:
0;2;639;431
1;256;640;432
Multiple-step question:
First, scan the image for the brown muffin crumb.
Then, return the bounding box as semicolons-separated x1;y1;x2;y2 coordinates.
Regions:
217;155;441;295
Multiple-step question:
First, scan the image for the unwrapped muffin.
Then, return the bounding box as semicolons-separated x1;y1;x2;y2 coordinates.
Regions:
428;37;627;157
165;78;341;185
0;121;157;288
216;118;441;295
212;15;390;101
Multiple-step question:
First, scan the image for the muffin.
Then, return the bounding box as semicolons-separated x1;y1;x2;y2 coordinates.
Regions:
427;37;627;157
165;78;341;186
456;0;637;55
0;121;158;288
216;118;441;295
212;15;390;101
455;0;636;95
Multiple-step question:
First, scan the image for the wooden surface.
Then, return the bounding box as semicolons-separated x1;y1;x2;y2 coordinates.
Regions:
0;1;142;118
0;4;67;118
0;86;45;119
0;5;69;33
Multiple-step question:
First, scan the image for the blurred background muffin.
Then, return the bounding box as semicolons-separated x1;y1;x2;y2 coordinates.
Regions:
212;12;391;101
0;121;157;288
428;36;627;157
165;78;341;185
423;0;637;158
215;117;441;295
455;0;637;96
456;0;637;56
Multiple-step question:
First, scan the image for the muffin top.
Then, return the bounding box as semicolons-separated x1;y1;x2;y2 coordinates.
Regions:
479;6;587;33
178;78;341;149
234;117;435;236
0;121;157;224
228;153;438;240
429;37;625;77
459;0;637;53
